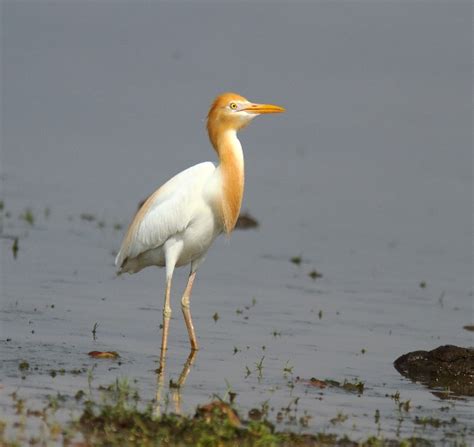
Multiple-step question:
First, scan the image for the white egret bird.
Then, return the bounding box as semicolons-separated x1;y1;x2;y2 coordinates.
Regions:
115;92;285;363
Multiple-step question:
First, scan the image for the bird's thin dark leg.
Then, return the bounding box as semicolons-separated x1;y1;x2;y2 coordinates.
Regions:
181;271;199;350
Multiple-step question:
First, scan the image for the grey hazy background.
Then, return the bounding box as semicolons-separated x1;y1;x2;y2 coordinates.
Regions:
2;0;472;289
1;0;473;439
3;0;472;279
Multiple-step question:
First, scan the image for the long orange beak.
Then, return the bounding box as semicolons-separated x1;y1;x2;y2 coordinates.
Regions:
243;102;286;114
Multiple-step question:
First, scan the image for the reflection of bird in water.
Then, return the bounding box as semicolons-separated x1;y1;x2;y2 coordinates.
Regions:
115;92;285;370
154;350;197;417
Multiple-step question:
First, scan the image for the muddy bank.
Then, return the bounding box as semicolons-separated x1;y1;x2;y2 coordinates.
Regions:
1;380;436;447
394;345;474;397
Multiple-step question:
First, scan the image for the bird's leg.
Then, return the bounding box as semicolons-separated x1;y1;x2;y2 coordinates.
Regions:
159;276;172;372
159;240;182;373
181;270;199;350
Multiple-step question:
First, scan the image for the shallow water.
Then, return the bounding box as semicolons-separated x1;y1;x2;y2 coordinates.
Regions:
1;0;472;443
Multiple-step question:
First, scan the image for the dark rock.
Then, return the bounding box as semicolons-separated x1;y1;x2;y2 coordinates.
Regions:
394;345;474;397
235;212;259;230
248;408;263;421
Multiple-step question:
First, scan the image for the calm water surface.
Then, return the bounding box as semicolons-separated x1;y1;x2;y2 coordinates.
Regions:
1;1;472;442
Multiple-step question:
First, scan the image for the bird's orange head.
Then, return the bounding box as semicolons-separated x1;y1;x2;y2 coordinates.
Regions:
207;92;285;150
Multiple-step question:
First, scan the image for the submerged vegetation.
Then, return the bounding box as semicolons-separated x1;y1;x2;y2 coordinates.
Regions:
296;377;365;394
19;208;35;226
0;379;448;447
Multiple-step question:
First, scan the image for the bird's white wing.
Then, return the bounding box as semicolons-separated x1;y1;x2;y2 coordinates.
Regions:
115;162;216;269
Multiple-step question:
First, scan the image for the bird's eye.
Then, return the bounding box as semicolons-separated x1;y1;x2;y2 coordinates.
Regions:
229;102;238;110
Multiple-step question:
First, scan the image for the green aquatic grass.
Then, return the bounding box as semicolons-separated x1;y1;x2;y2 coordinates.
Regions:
20;208;34;225
0;379;445;447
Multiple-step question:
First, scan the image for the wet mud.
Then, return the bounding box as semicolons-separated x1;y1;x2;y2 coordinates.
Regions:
394;345;474;397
